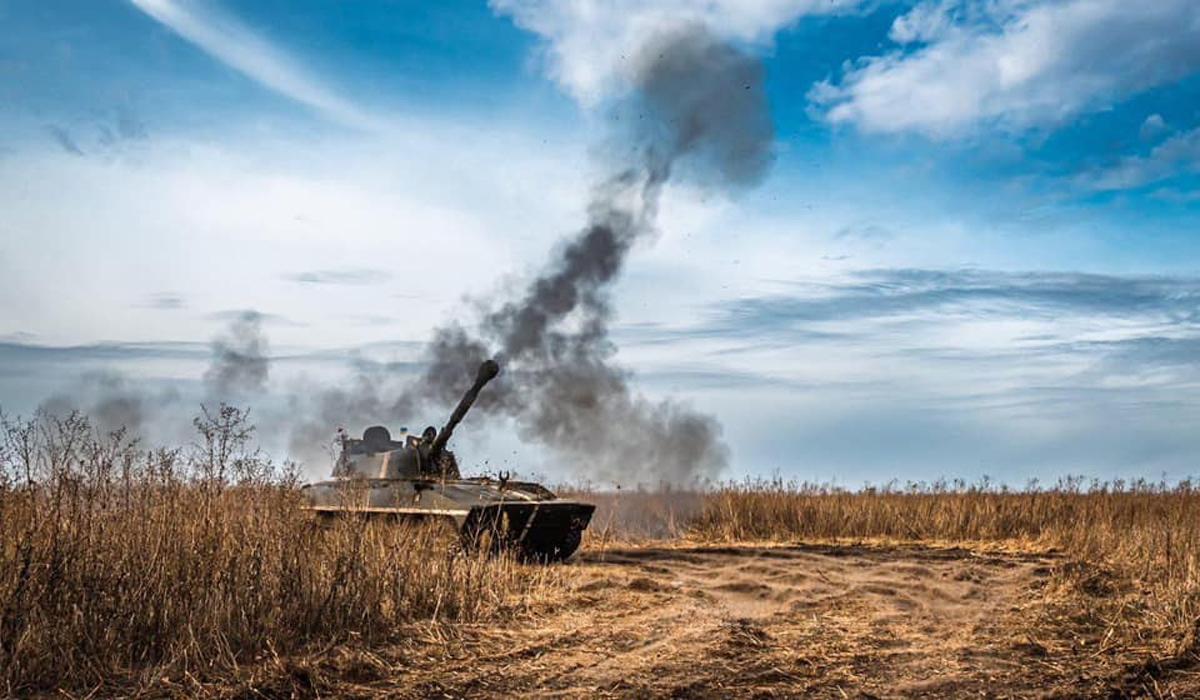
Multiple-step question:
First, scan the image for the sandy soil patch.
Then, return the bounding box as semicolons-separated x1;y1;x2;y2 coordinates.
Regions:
230;541;1200;698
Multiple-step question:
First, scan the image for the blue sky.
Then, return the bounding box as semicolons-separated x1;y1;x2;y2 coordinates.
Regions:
2;0;1200;485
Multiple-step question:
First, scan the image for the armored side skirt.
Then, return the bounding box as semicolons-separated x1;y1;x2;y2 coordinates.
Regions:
302;500;595;561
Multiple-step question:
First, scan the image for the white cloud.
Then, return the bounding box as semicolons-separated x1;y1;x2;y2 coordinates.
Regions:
0;120;588;349
813;0;1200;137
1079;126;1200;192
128;0;384;131
1140;114;1168;142
888;0;963;44
490;0;861;105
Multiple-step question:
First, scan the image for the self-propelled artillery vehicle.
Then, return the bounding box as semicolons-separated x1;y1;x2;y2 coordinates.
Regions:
300;360;594;561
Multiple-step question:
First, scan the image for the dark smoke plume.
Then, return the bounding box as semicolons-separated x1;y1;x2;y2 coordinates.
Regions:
205;311;270;398
37;312;271;442
408;25;774;484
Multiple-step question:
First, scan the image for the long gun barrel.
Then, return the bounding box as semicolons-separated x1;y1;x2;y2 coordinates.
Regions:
428;359;500;462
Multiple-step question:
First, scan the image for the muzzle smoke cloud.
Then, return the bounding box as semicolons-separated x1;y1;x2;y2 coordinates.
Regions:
409;25;774;484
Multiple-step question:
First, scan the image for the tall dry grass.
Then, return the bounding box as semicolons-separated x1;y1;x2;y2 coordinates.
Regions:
8;402;1200;693
0;407;560;695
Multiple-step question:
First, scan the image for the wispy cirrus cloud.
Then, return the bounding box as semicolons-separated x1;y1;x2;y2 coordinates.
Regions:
705;269;1200;330
1078;126;1200;192
619;267;1200;382
128;0;383;131
135;292;187;310
283;268;392;286
0;340;210;376
604;267;1200;480
46;124;85;156
204;309;307;327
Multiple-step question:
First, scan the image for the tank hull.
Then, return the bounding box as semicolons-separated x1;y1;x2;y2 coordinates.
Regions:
301;477;594;562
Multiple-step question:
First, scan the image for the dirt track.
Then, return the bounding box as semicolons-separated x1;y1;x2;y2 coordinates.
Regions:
558;544;1057;697
283;542;1175;699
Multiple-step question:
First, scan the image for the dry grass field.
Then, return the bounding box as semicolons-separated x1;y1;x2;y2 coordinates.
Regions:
4;410;1200;698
